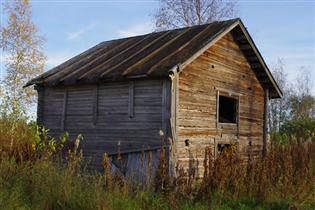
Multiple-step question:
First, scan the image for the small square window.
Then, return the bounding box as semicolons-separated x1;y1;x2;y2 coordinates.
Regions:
218;95;237;123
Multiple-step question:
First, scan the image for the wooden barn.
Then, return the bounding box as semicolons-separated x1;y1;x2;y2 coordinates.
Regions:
26;18;282;177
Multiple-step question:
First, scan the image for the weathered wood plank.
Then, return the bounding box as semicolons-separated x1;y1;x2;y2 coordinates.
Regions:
162;79;170;135
128;81;134;118
177;32;265;176
41;79;165;164
61;91;68;130
35;85;45;126
263;88;269;157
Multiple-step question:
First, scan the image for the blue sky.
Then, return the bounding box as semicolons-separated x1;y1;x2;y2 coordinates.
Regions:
1;0;315;94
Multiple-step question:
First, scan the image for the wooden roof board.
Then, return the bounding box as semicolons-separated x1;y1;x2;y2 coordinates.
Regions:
146;21;234;77
47;35;149;86
58;37;143;85
119;25;207;77
26;18;282;98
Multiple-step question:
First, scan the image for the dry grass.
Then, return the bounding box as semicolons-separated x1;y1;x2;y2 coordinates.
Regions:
0;117;314;209
147;140;315;209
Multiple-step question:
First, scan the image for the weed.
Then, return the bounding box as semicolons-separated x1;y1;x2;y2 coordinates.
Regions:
0;117;314;209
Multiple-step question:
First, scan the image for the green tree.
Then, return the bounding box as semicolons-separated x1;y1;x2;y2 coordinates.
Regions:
0;0;46;117
268;59;292;132
154;0;238;31
289;67;315;119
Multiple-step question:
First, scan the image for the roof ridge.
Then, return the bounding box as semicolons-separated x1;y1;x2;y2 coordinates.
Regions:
97;18;240;46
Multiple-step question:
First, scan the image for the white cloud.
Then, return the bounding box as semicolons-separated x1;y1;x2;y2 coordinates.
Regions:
66;23;96;40
66;30;86;40
117;21;154;38
46;51;79;68
1;51;74;70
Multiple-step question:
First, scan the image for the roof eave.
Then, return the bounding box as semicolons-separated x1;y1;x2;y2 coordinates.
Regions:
236;20;283;99
179;19;241;71
176;18;282;99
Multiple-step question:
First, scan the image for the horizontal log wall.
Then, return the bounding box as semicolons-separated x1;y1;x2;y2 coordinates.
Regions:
40;79;165;169
177;32;265;176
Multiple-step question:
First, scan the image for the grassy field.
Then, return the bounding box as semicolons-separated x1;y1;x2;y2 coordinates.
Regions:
0;117;314;210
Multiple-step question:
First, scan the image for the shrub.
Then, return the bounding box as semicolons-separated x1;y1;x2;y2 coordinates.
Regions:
280;117;315;143
0;116;69;162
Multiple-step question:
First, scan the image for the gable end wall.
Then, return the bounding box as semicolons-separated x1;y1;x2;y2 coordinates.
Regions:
177;32;265;176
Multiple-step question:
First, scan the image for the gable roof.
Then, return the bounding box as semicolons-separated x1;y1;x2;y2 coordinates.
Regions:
26;18;282;98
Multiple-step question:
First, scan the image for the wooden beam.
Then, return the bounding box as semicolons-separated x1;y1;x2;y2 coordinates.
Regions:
93;85;99;125
260;78;271;83
169;71;179;141
247;56;259;62
175;74;179;137
165;80;172;139
162;79;167;134
264;83;275;88
239;44;252;50
216;90;220;129
128;81;134;118
61;90;68;131
269;91;279;99
234;35;246;41
254;71;267;77
107;145;163;156
263;88;269;157
169;72;179;177
237;95;240;138
34;85;45;126
250;63;262;69
215;87;242;97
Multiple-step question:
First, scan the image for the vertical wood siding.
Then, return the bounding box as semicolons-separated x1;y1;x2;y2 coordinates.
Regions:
177;32;265;176
35;85;45;126
41;79;165;169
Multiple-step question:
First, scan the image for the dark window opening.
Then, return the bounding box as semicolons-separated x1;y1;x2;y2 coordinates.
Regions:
218;144;231;153
219;95;237;123
185;139;190;147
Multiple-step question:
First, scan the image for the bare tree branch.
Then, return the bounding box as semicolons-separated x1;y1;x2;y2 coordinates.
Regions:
154;0;238;31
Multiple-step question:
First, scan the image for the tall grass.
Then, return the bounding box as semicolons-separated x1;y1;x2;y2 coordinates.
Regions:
0;117;314;209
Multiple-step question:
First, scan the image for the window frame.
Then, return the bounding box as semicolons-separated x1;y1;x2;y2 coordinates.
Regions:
216;89;240;129
218;94;238;124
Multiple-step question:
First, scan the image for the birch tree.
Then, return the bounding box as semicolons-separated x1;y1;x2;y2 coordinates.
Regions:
290;67;315;119
0;0;46;116
154;0;238;30
269;60;315;133
268;59;292;132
